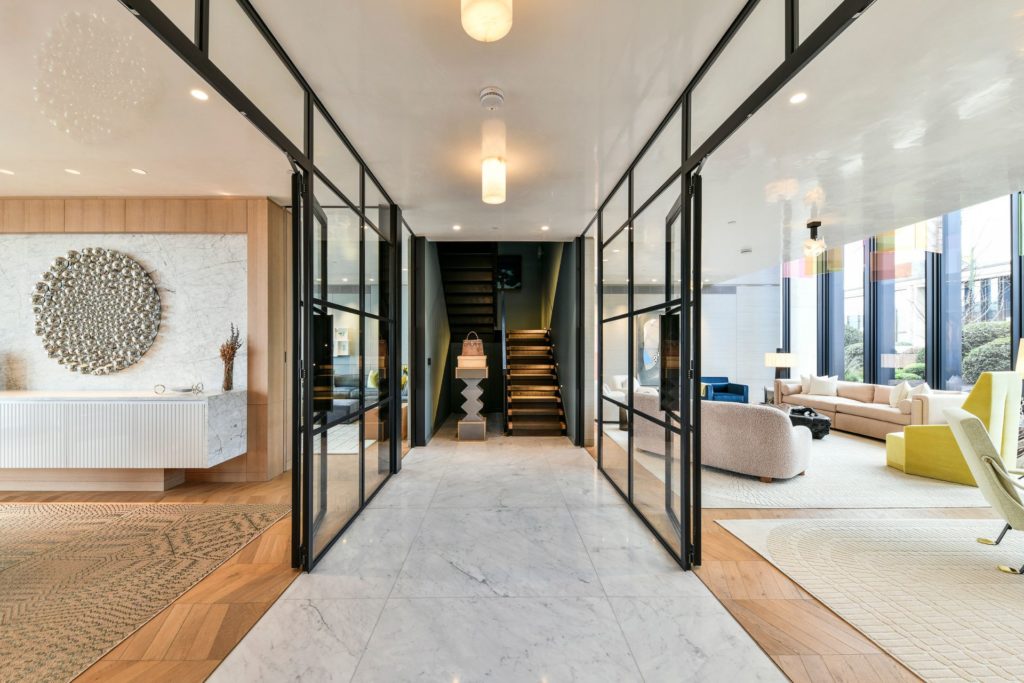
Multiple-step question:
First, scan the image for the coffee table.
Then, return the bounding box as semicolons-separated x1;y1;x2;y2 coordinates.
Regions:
786;406;831;439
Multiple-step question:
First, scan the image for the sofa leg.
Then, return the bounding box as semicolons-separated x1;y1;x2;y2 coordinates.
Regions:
799;471;806;476
759;476;773;483
978;523;1011;546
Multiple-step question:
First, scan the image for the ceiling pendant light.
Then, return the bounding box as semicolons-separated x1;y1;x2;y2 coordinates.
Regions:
481;157;506;204
802;220;826;258
461;0;513;43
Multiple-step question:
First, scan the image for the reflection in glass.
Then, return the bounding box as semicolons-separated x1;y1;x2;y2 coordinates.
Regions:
633;187;682;308
311;416;360;558
786;257;818;378
633;108;682;211
602;317;629;404
365;319;389;407
314;109;361;207
602;228;628;320
632;309;680;416
841;241;865;381
874;224;930;385
631;412;682;554
601;399;629;494
314;179;360;310
364;401;390;499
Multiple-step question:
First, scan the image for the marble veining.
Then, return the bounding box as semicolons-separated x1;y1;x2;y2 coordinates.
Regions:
211;425;783;682
0;234;246;393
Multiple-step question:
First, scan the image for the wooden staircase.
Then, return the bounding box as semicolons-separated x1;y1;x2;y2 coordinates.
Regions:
437;242;498;342
505;329;566;436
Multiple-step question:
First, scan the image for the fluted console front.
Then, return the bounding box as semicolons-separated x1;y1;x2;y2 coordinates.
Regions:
0;391;247;469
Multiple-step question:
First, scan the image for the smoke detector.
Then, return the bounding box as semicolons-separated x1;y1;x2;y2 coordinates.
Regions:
480;86;504;111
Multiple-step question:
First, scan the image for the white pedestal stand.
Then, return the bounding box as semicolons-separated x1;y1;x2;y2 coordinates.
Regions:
456;365;488;441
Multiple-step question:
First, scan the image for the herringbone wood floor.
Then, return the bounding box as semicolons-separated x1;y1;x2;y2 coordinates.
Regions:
1;473;297;683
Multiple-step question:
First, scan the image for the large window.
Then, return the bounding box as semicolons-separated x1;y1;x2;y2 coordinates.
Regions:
790;194;1019;391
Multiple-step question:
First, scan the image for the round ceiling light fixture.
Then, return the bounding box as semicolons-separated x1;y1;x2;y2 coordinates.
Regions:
0;169;14;175
462;0;512;43
452;224;462;231
190;88;209;101
789;91;808;105
540;225;550;232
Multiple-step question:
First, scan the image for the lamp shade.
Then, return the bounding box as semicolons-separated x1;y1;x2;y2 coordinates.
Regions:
1016;339;1024;377
764;352;797;369
461;0;513;42
481;156;506;204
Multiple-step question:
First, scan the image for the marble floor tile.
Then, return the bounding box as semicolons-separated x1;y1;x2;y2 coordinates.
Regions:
429;465;566;508
392;506;602;597
366;468;443;509
352;597;643;683
284;507;426;599
610;595;786;682
208;598;385;683
553;467;629;508
569;505;709;596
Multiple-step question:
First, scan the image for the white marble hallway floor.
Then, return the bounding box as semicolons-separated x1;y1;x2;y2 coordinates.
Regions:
210;425;784;682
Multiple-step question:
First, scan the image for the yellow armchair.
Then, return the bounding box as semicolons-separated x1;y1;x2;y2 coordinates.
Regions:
886;371;1021;486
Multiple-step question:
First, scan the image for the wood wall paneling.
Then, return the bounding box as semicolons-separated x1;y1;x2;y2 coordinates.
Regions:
65;199;126;232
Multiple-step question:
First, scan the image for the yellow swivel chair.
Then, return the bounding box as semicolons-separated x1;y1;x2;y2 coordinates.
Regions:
885;371;1021;486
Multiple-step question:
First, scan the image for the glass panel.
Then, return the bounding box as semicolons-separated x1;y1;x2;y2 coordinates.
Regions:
633;186;682;308
401;229;411;454
633;108;682;210
327;308;361;406
364;401;391;499
944;196;1012;391
604;182;629;236
310;415;360;558
786;257;818;378
691;0;785;149
873;224;930;385
314;109;361;206
365;319;389;406
364;174;387;228
602;317;629;403
602;228;628;320
632;309;679;411
153;0;194;40
314;179;360;310
842;241;865;381
365;226;390;318
209;0;305;146
631;413;682;554
799;0;844;42
601;399;629;494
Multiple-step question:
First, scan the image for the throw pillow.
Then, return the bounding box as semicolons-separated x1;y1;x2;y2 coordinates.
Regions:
808;375;838;396
888;381;911;407
800;374;812;393
367;369;380;389
909;382;931;397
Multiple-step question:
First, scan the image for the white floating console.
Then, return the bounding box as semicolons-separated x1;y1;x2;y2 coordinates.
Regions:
0;391;247;470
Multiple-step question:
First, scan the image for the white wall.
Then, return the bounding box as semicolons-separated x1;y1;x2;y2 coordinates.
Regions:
0;234;247;393
701;267;781;398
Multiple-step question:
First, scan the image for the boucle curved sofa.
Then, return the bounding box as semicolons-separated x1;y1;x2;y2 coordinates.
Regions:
701;401;811;482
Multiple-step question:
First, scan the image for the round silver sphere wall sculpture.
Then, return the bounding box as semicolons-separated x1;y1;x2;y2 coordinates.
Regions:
32;248;161;375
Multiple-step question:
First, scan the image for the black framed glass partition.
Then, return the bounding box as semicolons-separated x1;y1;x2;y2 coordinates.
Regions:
126;0;410;570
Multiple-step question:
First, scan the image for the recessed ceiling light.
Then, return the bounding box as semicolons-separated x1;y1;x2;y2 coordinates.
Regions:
0;169;13;175
190;88;209;101
452;224;462;231
612;249;620;253
342;277;349;283
131;168;147;175
402;268;408;271
541;225;550;231
650;278;657;283
64;168;81;175
369;278;375;282
789;92;808;105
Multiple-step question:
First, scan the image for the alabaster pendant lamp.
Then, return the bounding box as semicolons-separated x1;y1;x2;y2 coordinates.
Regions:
461;0;513;42
481;157;507;204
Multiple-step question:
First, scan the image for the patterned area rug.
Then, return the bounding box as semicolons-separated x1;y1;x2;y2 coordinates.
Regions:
719;518;1024;682
0;502;289;683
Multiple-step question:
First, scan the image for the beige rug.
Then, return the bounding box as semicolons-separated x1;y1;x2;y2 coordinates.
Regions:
719;518;1024;682
0;502;289;683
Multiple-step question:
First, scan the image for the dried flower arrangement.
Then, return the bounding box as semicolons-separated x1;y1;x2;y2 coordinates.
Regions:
220;323;243;391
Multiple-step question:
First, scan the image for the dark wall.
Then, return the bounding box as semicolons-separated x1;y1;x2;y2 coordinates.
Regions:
423;241;452;437
498;242;544;330
547;242;579;442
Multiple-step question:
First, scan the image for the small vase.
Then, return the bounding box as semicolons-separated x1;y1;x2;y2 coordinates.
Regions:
222;358;234;392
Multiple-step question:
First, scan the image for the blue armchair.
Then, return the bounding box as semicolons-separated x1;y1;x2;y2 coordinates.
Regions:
701;376;748;403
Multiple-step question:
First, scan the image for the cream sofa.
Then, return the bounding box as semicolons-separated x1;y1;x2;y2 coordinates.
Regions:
633;394;810;482
774;379;965;440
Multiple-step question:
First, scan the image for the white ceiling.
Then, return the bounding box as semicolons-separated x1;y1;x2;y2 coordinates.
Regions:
250;0;745;240
701;0;1024;283
0;1;289;199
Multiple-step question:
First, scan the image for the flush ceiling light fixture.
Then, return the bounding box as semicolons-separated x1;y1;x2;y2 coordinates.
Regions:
481;157;506;204
803;220;826;257
190;88;209;101
452;224;462;231
0;169;13;175
461;0;513;42
130;168;146;175
64;168;81;175
789;91;808;104
540;225;550;232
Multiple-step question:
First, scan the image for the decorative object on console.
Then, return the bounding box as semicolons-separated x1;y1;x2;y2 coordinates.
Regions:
461;330;484;356
219;323;242;391
33;247;160;375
